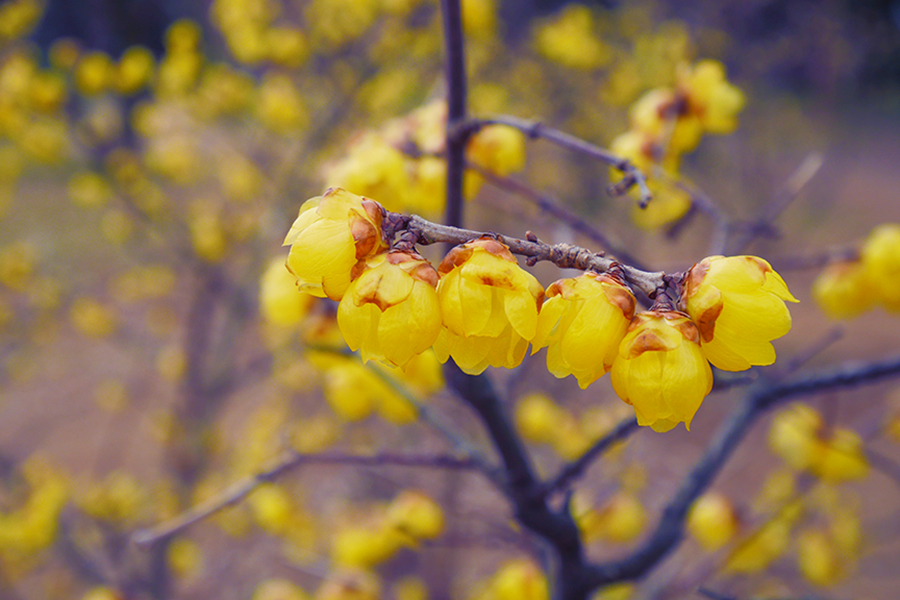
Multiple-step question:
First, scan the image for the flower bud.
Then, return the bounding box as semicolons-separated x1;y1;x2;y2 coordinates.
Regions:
532;272;635;388
684;255;798;372
610;310;713;432
284;188;386;300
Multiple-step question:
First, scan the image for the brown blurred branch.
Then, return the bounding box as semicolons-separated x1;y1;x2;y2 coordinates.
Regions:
132;451;482;548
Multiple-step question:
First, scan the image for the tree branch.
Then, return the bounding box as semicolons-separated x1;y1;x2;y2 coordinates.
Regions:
473;115;653;208
132;451;482;548
391;212;667;297
581;352;900;590
440;0;468;229
444;362;589;599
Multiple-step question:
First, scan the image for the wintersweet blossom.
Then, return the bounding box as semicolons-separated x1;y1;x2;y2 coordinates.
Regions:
684;255;798;371
532;272;636;388
610;310;713;432
283;188;386;300
433;237;544;374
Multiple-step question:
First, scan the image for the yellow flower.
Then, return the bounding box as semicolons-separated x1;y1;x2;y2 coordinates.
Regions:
680;60;746;135
467;124;526;177
116;46;155;95
797;529;844;586
338;251;441;367
610;310;713;432
260;257;317;326
514;393;565;444
284;188;386;300
323;133;411;214
630;88;703;155
608;130;690;229
767;404;869;482
687;492;739;551
532;272;636;388
433;238;544;374
332;521;406;569
489;559;549;600
812;260;875;319
860;223;900;309
386;490;445;541
577;492;647;543
75;51;114;96
684;255;798;371
533;4;611;70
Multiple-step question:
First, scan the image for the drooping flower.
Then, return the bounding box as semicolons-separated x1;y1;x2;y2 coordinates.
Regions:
610;310;713;432
284;188;386;300
337;250;441;368
433;237;544;375
684;255;798;372
531;272;636;388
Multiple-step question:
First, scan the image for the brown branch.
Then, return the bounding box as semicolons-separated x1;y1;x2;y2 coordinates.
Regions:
393;213;667;297
582;352;900;590
440;0;468;230
473;115;653;208
132;451;482;548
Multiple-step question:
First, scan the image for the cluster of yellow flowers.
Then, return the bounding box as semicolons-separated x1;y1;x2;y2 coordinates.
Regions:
283;188;797;431
332;489;444;570
324;100;526;219
768;404;869;483
514;393;633;459
813;223;900;319
610;60;745;229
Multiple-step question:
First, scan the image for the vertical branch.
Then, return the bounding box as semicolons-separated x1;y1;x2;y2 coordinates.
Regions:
440;0;468;230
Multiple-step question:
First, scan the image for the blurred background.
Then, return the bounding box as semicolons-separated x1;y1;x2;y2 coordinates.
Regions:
2;0;900;599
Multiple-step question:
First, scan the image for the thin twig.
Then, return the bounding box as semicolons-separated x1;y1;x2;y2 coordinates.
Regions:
726;152;824;254
474;115;653;207
131;451;481;547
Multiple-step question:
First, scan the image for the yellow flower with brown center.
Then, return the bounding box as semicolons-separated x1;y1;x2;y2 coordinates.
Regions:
337;250;441;368
433;237;544;375
610;310;713;432
684;255;798;372
284;188;386;300
531;272;636;388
